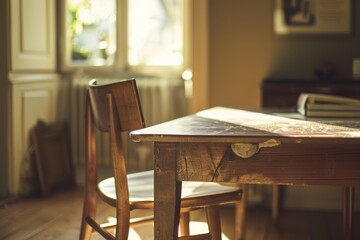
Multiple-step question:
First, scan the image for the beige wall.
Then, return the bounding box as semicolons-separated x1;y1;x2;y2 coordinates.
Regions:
209;0;360;108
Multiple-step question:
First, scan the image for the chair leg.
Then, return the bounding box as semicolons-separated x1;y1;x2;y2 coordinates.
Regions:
343;186;354;240
180;211;191;236
79;203;96;240
272;184;280;222
79;218;92;240
115;205;130;239
205;206;222;240
235;184;247;240
79;196;97;240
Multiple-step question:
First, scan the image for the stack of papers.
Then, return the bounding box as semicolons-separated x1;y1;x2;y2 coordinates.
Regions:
297;93;360;117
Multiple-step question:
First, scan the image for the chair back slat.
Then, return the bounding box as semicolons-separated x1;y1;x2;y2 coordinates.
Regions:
88;78;145;132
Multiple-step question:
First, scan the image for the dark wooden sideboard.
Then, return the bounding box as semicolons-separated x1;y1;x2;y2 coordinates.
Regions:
261;78;360;110
261;78;360;232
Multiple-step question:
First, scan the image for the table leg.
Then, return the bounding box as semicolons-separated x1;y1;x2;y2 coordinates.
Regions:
154;142;182;240
343;186;354;240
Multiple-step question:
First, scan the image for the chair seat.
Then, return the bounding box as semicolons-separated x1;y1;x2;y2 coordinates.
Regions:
98;170;240;202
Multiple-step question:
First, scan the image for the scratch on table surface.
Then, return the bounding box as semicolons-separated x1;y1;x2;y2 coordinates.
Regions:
230;173;275;184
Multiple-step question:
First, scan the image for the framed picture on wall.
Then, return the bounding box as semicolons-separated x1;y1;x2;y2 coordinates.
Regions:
274;0;352;34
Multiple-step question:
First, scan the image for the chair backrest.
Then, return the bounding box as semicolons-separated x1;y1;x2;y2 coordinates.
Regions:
85;79;146;237
88;78;145;132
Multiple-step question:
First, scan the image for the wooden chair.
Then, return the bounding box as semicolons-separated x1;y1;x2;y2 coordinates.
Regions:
79;78;243;240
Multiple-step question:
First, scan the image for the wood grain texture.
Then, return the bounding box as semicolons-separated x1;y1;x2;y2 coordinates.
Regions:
176;142;360;185
154;142;182;239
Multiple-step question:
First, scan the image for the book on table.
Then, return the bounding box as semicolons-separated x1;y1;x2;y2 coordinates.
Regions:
297;93;360;117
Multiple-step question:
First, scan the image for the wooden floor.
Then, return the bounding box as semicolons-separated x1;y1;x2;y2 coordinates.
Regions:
1;188;359;240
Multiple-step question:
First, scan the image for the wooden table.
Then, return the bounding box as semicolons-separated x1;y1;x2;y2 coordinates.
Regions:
130;107;360;240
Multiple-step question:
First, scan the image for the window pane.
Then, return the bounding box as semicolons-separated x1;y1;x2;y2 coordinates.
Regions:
67;0;116;66
128;0;184;66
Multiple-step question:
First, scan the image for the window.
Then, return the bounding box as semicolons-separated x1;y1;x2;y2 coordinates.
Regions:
67;0;117;66
62;0;188;74
128;0;184;67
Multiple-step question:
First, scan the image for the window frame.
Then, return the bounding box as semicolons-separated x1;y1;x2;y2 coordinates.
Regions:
58;0;192;77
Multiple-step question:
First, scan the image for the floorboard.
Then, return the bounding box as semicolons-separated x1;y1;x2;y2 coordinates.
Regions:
0;188;359;240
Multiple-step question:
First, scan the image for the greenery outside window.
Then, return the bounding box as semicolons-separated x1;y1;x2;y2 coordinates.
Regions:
67;0;117;66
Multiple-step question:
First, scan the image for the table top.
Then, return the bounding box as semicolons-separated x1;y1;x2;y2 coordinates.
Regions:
143;107;360;240
130;107;360;144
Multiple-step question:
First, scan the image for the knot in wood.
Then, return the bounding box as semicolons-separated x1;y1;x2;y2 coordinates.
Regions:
231;139;281;158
